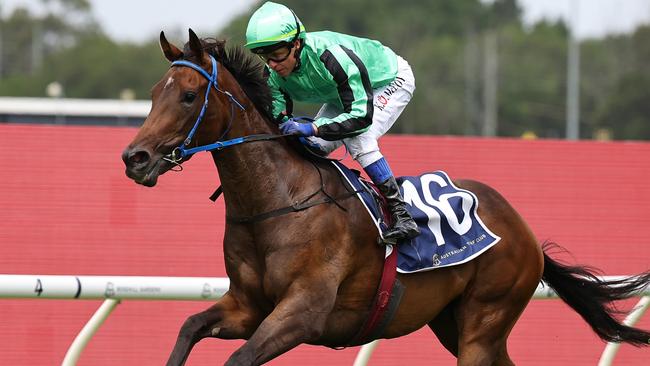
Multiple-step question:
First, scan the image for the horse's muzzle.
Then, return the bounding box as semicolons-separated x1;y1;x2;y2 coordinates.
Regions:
122;147;160;186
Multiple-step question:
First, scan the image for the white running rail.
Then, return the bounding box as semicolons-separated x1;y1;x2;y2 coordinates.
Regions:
0;275;229;366
0;275;229;300
0;275;647;366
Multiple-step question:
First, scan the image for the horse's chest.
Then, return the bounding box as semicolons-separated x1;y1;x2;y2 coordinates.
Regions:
225;260;282;311
232;270;274;314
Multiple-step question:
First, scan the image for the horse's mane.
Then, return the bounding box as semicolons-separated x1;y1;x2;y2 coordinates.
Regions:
182;38;327;162
183;38;274;121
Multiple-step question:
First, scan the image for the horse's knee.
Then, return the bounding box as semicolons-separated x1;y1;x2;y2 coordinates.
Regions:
178;312;218;341
178;314;203;336
303;320;326;341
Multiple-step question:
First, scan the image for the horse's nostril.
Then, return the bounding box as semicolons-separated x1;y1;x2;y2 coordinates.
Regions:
131;151;150;164
123;148;151;168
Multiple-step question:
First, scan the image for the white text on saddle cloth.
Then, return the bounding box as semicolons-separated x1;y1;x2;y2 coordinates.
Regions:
401;173;474;246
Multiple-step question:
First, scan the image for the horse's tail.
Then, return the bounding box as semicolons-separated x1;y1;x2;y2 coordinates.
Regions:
541;242;650;346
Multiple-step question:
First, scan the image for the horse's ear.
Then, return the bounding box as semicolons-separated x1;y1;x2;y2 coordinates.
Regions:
160;31;183;62
188;28;204;60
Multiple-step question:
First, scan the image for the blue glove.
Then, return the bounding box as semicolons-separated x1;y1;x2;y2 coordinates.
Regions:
280;120;317;136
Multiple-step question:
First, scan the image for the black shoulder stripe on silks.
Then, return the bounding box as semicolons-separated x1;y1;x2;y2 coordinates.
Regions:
340;46;374;122
320;49;355;113
317;48;374;140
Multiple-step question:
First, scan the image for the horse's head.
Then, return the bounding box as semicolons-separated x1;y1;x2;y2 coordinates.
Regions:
122;29;245;186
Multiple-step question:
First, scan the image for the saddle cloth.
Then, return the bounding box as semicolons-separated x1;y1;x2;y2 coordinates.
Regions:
331;161;501;273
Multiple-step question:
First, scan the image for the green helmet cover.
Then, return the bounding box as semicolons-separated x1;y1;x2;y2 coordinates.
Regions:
245;2;305;51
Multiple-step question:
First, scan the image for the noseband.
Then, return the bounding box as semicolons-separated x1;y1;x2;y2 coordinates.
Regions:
163;55;247;164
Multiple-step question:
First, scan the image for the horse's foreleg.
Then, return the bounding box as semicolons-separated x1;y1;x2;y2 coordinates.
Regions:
224;283;336;366
166;292;257;366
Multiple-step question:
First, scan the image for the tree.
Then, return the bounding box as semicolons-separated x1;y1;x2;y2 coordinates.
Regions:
0;0;100;78
1;0;649;140
0;34;168;99
595;72;650;139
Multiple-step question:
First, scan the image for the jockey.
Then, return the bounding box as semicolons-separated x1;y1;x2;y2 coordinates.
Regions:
244;1;419;244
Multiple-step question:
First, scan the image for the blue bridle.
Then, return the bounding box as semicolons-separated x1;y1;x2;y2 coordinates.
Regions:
164;55;247;164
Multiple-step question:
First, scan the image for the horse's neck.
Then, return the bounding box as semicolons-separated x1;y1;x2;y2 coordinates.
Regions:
212;110;314;217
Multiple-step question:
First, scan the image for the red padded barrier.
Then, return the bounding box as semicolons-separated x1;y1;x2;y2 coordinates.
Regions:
1;124;648;365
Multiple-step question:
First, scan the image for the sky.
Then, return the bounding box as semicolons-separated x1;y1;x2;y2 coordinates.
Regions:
519;0;650;38
1;0;258;43
2;0;650;42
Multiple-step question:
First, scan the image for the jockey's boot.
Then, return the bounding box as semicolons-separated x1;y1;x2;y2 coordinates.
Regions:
364;157;420;245
376;176;420;244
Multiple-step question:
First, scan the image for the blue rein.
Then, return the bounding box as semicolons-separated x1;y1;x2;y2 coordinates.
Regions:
164;55;247;164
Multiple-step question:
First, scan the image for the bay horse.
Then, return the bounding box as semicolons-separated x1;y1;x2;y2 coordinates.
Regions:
122;29;650;366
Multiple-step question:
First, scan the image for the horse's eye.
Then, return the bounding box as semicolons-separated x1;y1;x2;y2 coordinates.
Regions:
182;92;197;104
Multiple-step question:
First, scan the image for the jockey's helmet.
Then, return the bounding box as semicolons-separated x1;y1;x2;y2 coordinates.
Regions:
245;2;305;54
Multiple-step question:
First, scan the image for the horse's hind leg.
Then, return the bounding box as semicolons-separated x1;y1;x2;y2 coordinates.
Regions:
453;264;539;366
446;180;543;365
447;295;517;366
441;253;539;365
